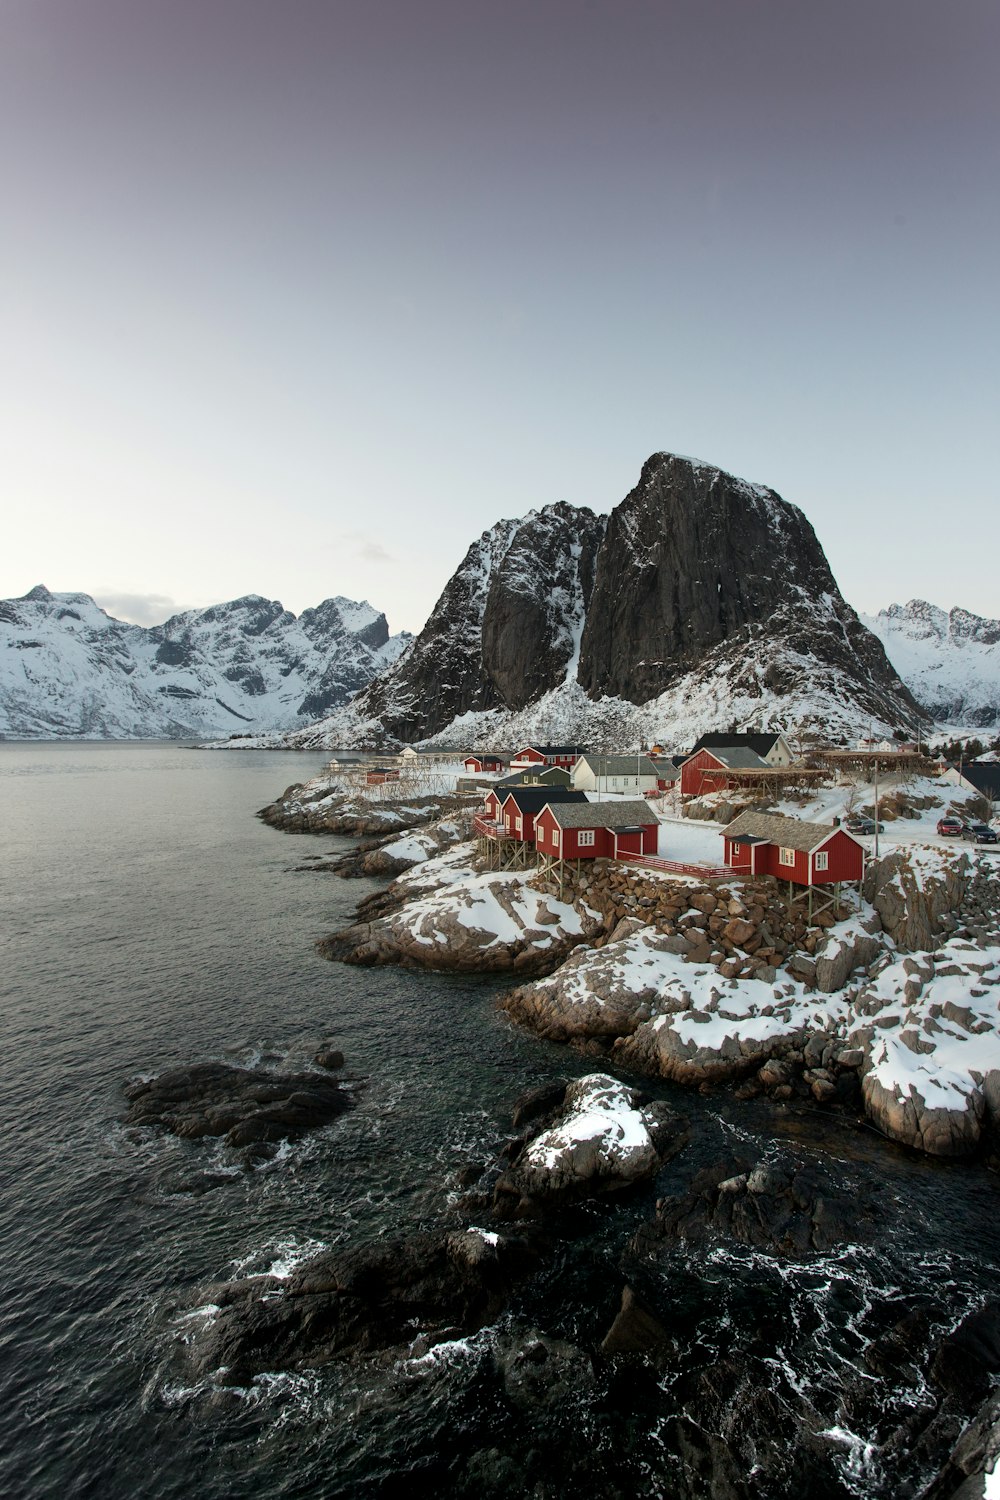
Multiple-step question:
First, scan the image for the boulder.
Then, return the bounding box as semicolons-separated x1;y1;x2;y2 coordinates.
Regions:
122;1062;353;1148
631;1153;874;1258
183;1228;542;1384
493;1073;688;1216
864;847;971;952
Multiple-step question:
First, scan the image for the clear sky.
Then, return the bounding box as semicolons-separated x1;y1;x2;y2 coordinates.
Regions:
2;0;997;632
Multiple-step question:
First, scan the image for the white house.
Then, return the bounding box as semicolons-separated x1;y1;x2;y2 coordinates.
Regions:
571;753;662;795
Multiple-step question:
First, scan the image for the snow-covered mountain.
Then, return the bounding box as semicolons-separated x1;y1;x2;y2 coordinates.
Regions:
283;453;926;750
861;600;1000;727
0;585;410;739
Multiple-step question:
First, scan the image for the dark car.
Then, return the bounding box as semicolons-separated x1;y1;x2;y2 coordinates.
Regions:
844;816;883;835
964;822;998;844
937;817;964;836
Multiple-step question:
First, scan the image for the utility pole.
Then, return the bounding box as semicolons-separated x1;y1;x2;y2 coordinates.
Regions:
873;752;880;861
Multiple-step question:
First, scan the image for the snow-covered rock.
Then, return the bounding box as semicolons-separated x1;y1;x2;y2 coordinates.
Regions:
0;585;410;739
318;843;604;974
493;1073;687;1212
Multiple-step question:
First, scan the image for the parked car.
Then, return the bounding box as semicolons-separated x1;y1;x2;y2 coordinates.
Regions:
964;822;998;844
937;817;964;836
844;816;883;835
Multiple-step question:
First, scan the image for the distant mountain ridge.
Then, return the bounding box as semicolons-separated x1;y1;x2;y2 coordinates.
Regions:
283;452;927;750
861;600;1000;727
0;585;411;739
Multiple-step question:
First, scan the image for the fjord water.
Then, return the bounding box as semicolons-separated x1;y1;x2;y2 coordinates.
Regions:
2;742;999;1499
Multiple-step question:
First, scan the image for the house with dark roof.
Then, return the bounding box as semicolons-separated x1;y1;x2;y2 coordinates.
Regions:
496;786;588;844
721;810;864;887
680;745;771;798
691;732;794;767
948;761;1000;805
463;753;505;774
510;744;588;771
534;799;659;861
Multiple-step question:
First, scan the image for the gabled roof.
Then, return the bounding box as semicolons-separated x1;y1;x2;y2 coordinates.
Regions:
576;754;661;777
649;757;680;777
499;787;588;814
722;809;851;853
543;798;658;829
692;732;789;757
694;746;770;771
962;762;1000;799
538;744;587;756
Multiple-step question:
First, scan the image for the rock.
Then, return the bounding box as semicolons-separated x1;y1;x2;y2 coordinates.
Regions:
932;1303;1000;1404
183;1229;543;1384
813;922;882;993
122;1062;353;1147
498;1329;595;1412
314;1048;345;1071
493;1073;688;1216
601;1284;672;1357
861;1070;984;1159
864;847;971;952
510;1079;568;1130
631;1153;874;1258
921;1390;1000;1500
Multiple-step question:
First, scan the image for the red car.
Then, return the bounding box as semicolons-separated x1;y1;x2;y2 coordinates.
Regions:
937;817;963;836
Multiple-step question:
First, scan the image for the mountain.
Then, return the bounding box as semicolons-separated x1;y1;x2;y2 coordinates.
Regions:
284;453;926;750
0;586;410;739
861;600;1000;727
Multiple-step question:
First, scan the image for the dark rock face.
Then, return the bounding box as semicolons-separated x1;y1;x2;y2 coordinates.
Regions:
336;452;924;743
479;502;604;710
577;453;922;723
359;505;607;742
184;1229;542;1385
122;1062;354;1147
631;1154;874;1258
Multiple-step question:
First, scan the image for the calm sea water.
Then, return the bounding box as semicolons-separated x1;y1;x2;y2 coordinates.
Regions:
2;743;999;1499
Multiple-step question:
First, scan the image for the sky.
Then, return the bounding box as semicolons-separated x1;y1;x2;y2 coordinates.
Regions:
1;0;997;633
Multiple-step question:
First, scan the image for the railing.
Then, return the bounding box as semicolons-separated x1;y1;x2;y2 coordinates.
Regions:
473;814;508;840
615;850;730;879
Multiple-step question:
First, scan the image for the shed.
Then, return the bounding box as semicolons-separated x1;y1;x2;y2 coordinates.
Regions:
721;810;864;887
534;799;659;862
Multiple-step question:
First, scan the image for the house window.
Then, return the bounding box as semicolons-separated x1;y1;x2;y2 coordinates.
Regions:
515;816;522;833
578;830;595;847
814;851;829;872
779;847;795;867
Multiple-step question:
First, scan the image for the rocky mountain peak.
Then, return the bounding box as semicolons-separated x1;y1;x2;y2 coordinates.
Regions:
290;453;924;748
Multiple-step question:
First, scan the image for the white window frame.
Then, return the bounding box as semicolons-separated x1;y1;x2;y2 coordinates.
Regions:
814;850;829;872
779;846;795;867
515;815;523;833
577;830;595;847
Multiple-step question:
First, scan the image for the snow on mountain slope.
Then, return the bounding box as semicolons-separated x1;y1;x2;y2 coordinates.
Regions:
0;585;410;739
861;601;1000;728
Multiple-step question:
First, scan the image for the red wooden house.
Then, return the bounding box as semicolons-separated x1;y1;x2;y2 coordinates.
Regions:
463;753;505;774
366;766;400;786
498;786;587;844
721;811;865;886
510;743;587;772
534;799;659;861
680;745;769;798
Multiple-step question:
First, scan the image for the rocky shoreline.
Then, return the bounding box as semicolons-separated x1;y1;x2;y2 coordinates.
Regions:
216;774;1000;1495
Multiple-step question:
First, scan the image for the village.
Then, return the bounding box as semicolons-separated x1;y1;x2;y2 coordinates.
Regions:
346;732;999;904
